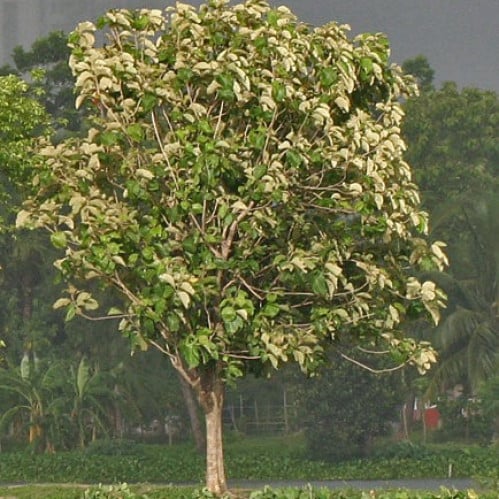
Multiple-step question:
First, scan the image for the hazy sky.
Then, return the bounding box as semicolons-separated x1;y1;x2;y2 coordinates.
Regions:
280;0;499;92
1;0;497;91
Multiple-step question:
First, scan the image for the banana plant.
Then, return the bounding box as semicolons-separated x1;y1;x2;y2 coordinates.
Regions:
0;353;65;451
68;356;119;448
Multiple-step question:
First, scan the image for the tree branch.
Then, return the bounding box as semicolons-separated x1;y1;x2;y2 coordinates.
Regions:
335;348;406;374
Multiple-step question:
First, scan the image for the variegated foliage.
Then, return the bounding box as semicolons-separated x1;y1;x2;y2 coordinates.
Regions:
18;0;446;382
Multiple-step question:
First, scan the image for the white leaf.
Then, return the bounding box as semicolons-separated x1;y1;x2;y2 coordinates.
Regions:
159;273;176;287
112;255;126;266
236;309;248;321
178;291;191;309
180;281;195;296
349;183;363;194
53;298;71;309
136;168;154;180
334;96;350;111
232;200;247;212
15;210;31;228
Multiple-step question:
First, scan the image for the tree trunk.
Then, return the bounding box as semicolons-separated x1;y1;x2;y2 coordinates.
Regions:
178;373;205;453
198;366;227;496
113;385;124;438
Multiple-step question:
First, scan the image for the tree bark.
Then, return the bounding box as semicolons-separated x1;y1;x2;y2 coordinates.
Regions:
178;373;205;453
112;385;124;438
197;365;227;495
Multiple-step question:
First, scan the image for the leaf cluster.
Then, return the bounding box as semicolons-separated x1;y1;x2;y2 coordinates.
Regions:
18;0;446;381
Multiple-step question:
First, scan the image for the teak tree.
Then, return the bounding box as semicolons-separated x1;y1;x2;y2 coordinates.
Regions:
18;1;446;493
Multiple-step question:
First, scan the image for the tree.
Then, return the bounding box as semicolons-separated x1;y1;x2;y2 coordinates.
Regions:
402;78;498;210
402;55;435;92
1;31;84;134
18;1;446;493
295;349;403;461
0;74;56;366
401;60;499;398
0;74;51;201
422;194;499;397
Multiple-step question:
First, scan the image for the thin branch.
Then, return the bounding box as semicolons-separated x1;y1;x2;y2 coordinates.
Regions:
170;352;200;390
224;352;260;360
151;109;179;190
336;349;406;374
149;339;174;359
221;201;255;259
357;346;391;355
75;311;132;322
214;101;224;138
237;275;265;300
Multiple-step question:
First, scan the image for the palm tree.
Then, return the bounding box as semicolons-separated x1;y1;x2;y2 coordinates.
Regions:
424;194;499;396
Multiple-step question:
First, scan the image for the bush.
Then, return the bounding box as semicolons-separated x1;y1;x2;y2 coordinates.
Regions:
372;441;432;459
435;399;493;444
293;352;403;462
84;439;145;456
247;486;491;499
84;483;145;499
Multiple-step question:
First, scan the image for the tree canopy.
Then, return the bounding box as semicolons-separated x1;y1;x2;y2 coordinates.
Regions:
403;81;498;209
17;0;446;493
402;57;498;398
0;74;51;204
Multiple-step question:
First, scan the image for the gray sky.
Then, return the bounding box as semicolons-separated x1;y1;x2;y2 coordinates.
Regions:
281;0;499;92
1;0;497;91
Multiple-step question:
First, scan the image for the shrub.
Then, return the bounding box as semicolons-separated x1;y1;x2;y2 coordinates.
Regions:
84;439;145;456
84;483;145;498
293;352;403;462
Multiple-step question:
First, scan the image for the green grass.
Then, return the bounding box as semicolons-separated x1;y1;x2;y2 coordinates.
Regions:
0;484;199;499
0;484;495;499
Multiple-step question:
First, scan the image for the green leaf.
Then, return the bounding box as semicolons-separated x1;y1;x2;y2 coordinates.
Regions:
262;303;280;318
312;272;328;297
141;93;158;113
99;131;120;146
221;306;237;322
126;123;144;142
253;164;267;180
132;14;149;30
320;67;338;87
272;81;286;103
182;337;200;368
225;316;244;334
50;231;67;249
360;57;374;74
267;10;279;28
166;313;180;332
65;304;77;322
285;149;302;168
76;357;90;397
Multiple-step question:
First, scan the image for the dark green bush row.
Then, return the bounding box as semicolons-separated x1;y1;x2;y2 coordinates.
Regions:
0;442;498;484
